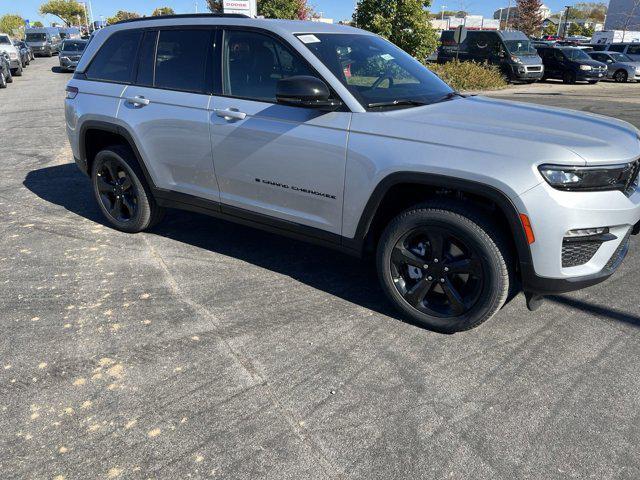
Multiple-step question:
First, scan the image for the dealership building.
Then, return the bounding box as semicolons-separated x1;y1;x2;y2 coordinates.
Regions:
605;0;640;30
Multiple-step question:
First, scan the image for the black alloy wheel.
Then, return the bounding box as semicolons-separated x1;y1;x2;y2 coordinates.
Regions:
390;227;484;318
95;158;138;223
614;70;628;83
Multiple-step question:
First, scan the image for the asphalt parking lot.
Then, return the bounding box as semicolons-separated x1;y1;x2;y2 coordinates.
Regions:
2;57;640;479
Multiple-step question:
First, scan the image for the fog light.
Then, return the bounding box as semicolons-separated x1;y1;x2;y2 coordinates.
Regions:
566;227;609;238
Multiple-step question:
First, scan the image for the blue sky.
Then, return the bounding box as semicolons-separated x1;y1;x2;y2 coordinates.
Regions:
2;1;584;25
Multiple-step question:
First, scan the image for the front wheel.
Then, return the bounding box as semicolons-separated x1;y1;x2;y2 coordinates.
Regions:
562;71;575;84
0;71;6;88
12;64;22;76
614;70;628;83
376;201;512;333
91;146;165;233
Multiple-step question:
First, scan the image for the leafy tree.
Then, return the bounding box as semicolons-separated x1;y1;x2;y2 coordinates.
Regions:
106;10;141;24
541;22;558;37
354;0;438;61
206;0;222;13
39;0;85;26
32;21;45;27
568;22;583;36
152;7;175;16
0;14;25;37
514;0;544;37
256;0;311;19
572;2;607;22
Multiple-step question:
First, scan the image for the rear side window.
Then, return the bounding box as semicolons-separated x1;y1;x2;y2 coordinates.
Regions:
608;44;626;52
154;29;212;93
136;31;157;87
86;30;141;83
627;45;640;55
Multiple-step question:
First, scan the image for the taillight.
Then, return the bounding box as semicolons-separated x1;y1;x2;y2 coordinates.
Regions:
65;85;78;99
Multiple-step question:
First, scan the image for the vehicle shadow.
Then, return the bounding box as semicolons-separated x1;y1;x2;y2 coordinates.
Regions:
24;163;402;322
546;295;640;328
51;66;71;74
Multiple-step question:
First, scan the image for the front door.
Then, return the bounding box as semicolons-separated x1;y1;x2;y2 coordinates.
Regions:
209;29;350;235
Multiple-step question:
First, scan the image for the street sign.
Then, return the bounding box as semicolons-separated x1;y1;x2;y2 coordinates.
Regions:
223;0;257;17
25;19;30;28
453;25;467;44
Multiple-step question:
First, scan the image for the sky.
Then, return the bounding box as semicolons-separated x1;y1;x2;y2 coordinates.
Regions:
1;0;594;26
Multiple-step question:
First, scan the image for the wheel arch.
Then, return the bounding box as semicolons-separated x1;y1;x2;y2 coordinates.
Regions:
344;172;534;276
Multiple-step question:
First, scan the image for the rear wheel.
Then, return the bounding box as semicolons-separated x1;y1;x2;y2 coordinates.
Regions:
91;146;165;233
0;71;6;88
614;70;628;83
377;201;512;333
5;69;12;83
12;63;22;76
562;71;575;84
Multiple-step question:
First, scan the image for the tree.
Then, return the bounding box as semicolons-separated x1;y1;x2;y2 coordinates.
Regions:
541;22;557;37
514;0;544;37
572;2;607;22
206;0;222;13
568;22;583;36
354;0;438;61
152;7;175;16
0;14;25;37
106;10;141;25
32;21;45;27
39;0;85;26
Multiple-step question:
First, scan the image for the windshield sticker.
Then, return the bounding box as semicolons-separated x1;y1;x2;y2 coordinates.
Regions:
299;34;321;44
380;53;394;61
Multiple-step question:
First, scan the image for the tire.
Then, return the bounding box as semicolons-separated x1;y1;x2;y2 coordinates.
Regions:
47;50;52;57
562;71;575;84
0;71;6;89
12;64;22;76
614;70;628;83
91;146;165;233
376;200;512;333
5;69;12;83
588;80;598;84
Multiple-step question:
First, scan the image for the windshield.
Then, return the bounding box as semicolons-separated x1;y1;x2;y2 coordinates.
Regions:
562;48;591;61
26;33;47;42
298;33;454;109
503;40;538;55
610;52;633;62
0;36;10;45
61;41;86;52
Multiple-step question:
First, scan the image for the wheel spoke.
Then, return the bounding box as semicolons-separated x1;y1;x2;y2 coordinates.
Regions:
442;279;466;315
446;257;482;276
103;160;118;182
427;232;446;261
404;276;434;307
96;175;114;193
109;197;123;218
120;176;133;191
391;244;425;269
121;195;136;217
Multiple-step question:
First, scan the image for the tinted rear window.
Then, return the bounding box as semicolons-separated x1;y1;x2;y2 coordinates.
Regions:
154;29;211;93
609;44;626;52
136;31;157;87
85;30;141;83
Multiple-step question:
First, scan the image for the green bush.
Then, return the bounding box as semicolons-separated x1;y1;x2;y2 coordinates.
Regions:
427;60;508;92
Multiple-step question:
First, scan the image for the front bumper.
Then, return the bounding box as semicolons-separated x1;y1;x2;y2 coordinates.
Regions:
511;64;544;80
519;181;640;294
8;58;20;68
30;45;51;55
577;69;606;81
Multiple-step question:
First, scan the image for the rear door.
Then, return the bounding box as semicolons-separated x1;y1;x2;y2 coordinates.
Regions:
117;28;220;202
208;28;350;235
626;44;640;61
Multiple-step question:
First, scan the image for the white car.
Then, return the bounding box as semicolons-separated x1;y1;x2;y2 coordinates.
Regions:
0;34;22;77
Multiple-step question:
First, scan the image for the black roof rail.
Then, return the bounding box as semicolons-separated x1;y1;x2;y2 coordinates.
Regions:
114;13;250;25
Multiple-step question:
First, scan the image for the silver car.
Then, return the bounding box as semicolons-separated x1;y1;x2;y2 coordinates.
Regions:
58;39;87;72
588;51;640;82
65;15;640;332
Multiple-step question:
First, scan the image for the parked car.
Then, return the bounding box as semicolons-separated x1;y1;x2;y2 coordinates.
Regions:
438;30;544;83
58;39;87;71
12;39;30;67
25;27;61;57
66;15;640;332
59;27;82;40
588;51;640;82
536;46;607;83
603;43;640;62
14;40;34;62
0;51;12;87
0;34;23;76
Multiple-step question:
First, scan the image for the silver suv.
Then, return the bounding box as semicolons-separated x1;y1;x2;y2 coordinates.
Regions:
65;14;640;332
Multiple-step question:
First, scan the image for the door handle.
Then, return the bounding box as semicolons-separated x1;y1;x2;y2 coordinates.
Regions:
214;108;247;121
126;96;150;107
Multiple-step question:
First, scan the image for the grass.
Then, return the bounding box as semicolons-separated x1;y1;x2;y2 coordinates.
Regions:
427;60;508;92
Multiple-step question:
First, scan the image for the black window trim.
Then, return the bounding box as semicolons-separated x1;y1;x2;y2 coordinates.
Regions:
216;25;350;112
83;29;144;86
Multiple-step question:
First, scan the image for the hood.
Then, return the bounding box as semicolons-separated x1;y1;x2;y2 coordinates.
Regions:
356;96;640;167
512;54;542;65
0;45;17;55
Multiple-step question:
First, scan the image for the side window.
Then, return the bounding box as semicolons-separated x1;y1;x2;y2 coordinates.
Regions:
627;45;640;55
553;50;565;61
223;30;314;102
86;30;142;83
609;44;625;53
136;31;157;87
154;29;212;93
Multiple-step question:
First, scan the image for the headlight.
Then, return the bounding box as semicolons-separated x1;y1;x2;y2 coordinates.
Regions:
511;55;523;64
60;56;69;62
579;65;592;71
539;163;639;192
9;52;17;59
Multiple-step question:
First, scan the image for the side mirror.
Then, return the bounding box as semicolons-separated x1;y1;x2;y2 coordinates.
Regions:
276;76;340;109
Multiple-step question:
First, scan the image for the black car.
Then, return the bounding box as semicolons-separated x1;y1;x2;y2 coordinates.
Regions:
0;52;12;88
536;46;607;84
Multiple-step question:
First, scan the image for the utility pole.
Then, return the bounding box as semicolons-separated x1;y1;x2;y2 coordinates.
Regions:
562;5;570;38
505;0;512;30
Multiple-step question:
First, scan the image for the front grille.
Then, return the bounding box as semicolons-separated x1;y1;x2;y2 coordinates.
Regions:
604;229;632;271
527;66;543;72
562;240;602;267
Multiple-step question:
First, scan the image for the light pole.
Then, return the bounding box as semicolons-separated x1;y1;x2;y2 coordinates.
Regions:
562;5;570;38
441;5;447;21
